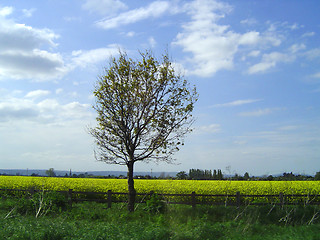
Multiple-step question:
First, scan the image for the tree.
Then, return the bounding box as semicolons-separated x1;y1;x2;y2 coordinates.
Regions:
89;50;198;212
45;168;56;177
217;169;223;180
176;171;188;180
213;169;217;180
244;172;250;180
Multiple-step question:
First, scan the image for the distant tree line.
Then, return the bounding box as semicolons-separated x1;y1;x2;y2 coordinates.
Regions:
175;169;224;180
1;168;320;181
176;169;320;181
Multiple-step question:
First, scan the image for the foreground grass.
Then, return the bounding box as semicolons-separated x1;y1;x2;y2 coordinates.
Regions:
1;198;320;240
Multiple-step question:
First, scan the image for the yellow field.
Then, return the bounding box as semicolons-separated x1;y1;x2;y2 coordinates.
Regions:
0;176;319;196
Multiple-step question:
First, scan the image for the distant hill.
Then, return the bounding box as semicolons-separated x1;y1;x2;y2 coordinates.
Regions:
0;169;177;178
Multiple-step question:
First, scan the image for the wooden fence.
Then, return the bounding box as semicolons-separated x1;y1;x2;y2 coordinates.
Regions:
1;188;320;208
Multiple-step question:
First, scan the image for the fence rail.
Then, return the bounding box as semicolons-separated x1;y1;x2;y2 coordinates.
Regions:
1;188;319;208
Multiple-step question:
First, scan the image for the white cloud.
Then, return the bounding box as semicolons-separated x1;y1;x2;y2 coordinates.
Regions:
148;37;157;48
126;31;135;37
212;99;262;107
239;108;281;117
0;92;95;171
0;98;38;121
0;90;92;124
25;90;51;99
311;72;320;78
248;51;295;74
55;88;63;94
248;61;275;74
289;23;300;30
195;124;221;134
22;8;36;18
248;50;260;57
0;50;66;80
173;0;284;77
0;11;67;80
233;140;247;145
0;6;13;17
71;45;119;69
289;43;306;54
173;0;236;77
240;18;257;26
82;0;127;16
238;31;260;45
95;1;173;29
61;102;92;119
278;125;299;131
304;48;320;60
0;18;59;51
37;99;60;112
302;32;315;38
171;62;188;76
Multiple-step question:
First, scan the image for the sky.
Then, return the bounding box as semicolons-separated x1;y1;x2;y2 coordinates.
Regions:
0;0;319;176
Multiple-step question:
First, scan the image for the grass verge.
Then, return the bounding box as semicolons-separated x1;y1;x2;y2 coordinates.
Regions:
1;195;320;240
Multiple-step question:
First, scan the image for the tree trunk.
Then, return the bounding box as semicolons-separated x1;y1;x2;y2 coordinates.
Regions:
127;161;136;212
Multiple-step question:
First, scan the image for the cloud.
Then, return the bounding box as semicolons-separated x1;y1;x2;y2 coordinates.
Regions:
0;99;39;121
304;48;320;60
302;32;315;38
240;18;257;26
289;43;306;54
22;8;36;18
95;1;173;29
0;9;67;80
212;99;262;107
0;91;95;171
55;88;63;94
71;45;119;69
278;125;299;131
0;17;58;51
82;0;127;16
238;31;260;45
195;124;221;134
148;37;157;48
173;0;236;77
248;51;295;74
0;50;66;80
0;91;92;124
311;72;320;78
25;90;51;99
239;108;281;117
248;50;260;57
126;31;135;37
172;0;283;77
61;102;92;119
0;6;13;16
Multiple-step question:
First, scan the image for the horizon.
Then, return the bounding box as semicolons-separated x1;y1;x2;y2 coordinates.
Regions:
0;0;319;176
0;168;317;178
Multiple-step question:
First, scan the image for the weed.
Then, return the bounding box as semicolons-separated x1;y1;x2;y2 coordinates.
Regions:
144;193;167;213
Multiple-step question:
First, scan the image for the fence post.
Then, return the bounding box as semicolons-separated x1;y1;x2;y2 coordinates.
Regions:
236;191;241;207
191;191;196;209
68;189;73;207
107;190;112;208
279;192;284;206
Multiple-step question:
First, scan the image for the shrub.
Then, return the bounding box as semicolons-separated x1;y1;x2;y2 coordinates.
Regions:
11;191;69;217
144;193;167;213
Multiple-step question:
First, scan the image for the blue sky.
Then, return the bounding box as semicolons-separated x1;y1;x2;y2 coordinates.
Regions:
0;0;319;176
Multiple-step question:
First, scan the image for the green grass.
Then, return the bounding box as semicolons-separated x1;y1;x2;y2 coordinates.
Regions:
1;195;320;240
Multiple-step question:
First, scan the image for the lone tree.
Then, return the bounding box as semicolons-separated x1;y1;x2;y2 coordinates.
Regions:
89;50;197;212
45;168;56;177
